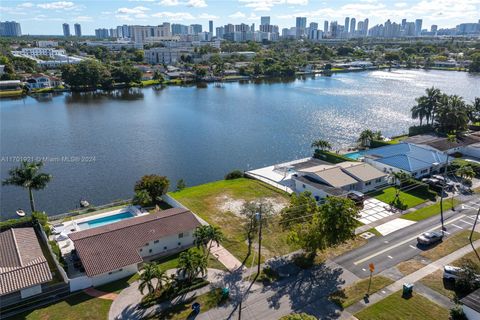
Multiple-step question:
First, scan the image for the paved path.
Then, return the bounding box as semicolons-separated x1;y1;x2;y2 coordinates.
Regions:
84;287;118;300
210;242;244;272
345;239;480;315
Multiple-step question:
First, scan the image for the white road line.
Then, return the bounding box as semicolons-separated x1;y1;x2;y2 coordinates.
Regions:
466;216;477;220
362;268;367;272
460;219;474;226
387;255;393;259
409;245;417;249
353;214;466;265
444;231;451;235
451;224;463;229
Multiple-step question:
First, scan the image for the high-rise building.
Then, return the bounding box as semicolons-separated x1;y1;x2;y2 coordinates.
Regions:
216;26;225;38
209;20;213;34
344;17;350;33
401;19;407;30
405;22;415;36
363;18;369;35
330;21;338;38
172;24;189;35
350;18;356;34
74;23;81;37
95;28;109;38
415;19;423;36
190;24;202;34
62;23;70;37
324;20;329;33
0;21;22;36
431;25;438;33
261;16;270;26
296;17;307;38
109;28;117;38
357;21;363;35
122;25;130;38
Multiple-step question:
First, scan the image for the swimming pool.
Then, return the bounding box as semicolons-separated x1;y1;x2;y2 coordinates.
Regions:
344;150;367;160
77;211;134;230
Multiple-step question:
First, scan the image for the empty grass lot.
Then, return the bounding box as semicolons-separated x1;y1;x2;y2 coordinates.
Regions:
402;199;460;221
354;291;449;320
420;231;480;261
169;178;296;264
419;270;456;300
330;275;394;308
396;259;427;276
372;187;433;209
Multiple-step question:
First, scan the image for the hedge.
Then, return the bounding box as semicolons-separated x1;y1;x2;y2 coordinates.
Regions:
409;124;434;136
314;150;352;163
0;216;33;231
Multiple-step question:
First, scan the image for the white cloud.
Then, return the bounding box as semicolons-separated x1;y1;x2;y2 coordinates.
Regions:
129;0;155;1
394;2;408;7
197;13;218;19
158;0;181;5
75;15;92;21
187;0;207;7
151;11;195;20
239;0;308;11
37;1;76;10
117;6;151;14
229;11;246;18
18;2;34;8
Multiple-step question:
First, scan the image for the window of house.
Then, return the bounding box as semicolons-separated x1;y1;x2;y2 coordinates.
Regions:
149;249;152;253
139;248;142;252
154;240;159;244
178;233;184;239
302;184;306;188
108;268;123;275
376;178;382;183
145;242;149;246
365;181;372;186
164;246;167;250
178;242;181;246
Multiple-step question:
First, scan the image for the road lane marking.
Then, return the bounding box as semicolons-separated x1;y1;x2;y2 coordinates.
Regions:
362;268;367;272
387;255;393;259
451;224;463;229
466;216;477;220
409;245;417;249
353;214;466;265
444;231;451;235
460;219;474;226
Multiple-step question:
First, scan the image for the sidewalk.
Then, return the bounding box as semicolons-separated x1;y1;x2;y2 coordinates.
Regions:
210;242;244;272
345;239;480;315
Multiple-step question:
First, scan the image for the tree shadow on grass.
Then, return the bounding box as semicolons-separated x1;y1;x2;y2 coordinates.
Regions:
261;262;346;319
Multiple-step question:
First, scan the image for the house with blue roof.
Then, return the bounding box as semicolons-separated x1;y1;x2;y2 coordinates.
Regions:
361;143;448;178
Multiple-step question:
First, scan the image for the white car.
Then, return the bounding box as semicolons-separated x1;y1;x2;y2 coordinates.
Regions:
443;265;463;280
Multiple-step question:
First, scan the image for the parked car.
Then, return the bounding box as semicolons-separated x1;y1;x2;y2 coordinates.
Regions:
443;265;463;280
417;231;444;245
347;191;365;206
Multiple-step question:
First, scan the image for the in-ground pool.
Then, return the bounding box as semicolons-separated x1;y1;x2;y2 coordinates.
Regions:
77;211;134;230
344;150;367;160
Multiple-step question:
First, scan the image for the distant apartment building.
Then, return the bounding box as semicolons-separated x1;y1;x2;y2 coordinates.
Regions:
74;23;82;37
209;20;213;34
172;23;189;35
12;48;66;58
190;24;203;34
95;28;109;39
84;40;142;50
415;19;423;36
129;23;172;44
62;23;70;37
37;40;58;48
109;28;117;38
261;16;270;26
350;18;356;34
295;17;307;38
0;21;22;37
144;46;194;65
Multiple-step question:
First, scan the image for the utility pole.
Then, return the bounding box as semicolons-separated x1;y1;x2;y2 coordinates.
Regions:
238;206;263;320
439;154;449;231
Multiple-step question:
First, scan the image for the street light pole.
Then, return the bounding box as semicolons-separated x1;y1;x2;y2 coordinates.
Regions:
440;154;449;231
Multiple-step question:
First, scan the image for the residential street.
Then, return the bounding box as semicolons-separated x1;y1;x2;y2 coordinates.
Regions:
334;197;480;278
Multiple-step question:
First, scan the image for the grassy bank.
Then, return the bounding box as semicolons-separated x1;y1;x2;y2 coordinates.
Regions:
0;89;24;97
330;275;394;308
402;199;459;221
420;231;480;261
372;187;433;209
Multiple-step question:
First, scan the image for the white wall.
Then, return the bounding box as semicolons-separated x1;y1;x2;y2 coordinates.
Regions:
364;158;435;178
462;145;480;159
139;229;196;258
356;176;387;192
91;264;138;287
294;178;328;200
69;276;93;292
20;285;42;298
462;305;480;320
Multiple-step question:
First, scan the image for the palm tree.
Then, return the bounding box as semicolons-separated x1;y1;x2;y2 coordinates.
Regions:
424;87;441;125
357;129;375;148
193;225;223;260
411;96;428;126
2;161;52;213
456;165;475;182
153;266;171;292
310;139;332;152
138;263;158;295
467;97;480;124
177;249;207;283
435;94;469;135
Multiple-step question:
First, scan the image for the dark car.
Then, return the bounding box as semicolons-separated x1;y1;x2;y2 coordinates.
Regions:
347;191;365;206
417;231;444;245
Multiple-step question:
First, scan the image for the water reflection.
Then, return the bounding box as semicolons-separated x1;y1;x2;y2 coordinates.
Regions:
64;88;145;104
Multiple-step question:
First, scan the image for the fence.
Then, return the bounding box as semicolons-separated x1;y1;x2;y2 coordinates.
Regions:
37;224;69;284
48;199;132;222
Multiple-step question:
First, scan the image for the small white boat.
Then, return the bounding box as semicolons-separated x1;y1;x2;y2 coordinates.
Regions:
79;199;90;208
16;209;26;217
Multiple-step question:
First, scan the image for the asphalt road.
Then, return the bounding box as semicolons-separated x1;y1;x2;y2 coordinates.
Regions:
333;197;480;278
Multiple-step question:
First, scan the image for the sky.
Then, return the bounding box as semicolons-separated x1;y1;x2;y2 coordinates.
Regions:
1;0;479;35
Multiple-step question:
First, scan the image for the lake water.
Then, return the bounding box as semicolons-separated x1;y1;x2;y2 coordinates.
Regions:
1;69;479;218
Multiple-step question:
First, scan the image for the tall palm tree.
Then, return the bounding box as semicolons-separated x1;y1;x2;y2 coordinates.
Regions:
435;94;469;135
424;87;441;125
153;266;171;292
193;225;223;260
310;139;332;152
456;165;475;182
2;161;52;213
411;96;428;126
138;263;158;295
178;249;207;283
357;129;375;148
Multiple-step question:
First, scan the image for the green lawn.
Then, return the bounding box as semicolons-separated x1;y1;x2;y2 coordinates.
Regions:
169;178;295;264
419;270;456;300
11;292;112;320
314;150;352;163
421;231;480;261
402;199;460;221
372;187;432;209
151;288;227;320
0;89;24;97
330;275;394;308
154;248;227;272
355;291;449;320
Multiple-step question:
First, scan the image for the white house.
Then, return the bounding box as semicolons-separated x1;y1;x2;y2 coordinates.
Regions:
68;208;201;291
0;228;53;299
460;288;480;320
293;161;388;200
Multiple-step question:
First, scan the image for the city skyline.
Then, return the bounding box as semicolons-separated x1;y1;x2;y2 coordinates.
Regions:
1;0;479;35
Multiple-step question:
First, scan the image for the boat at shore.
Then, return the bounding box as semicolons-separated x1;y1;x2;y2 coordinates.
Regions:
79;199;90;208
16;209;26;217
